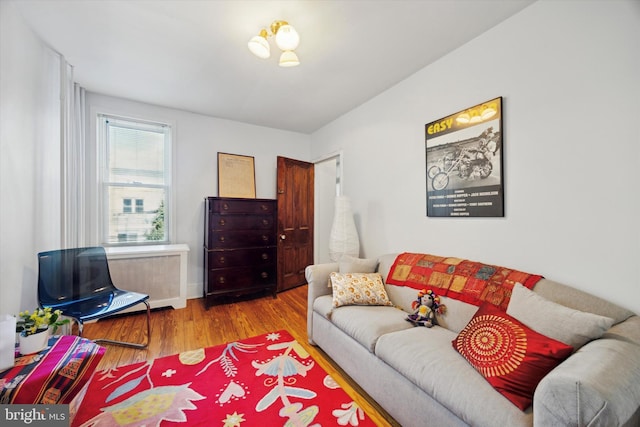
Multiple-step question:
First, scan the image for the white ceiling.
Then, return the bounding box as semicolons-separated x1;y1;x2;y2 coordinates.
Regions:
14;0;534;134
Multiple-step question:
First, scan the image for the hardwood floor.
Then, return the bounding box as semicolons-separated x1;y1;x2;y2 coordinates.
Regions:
82;285;400;427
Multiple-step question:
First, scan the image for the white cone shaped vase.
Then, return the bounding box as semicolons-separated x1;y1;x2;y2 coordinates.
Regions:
328;196;360;261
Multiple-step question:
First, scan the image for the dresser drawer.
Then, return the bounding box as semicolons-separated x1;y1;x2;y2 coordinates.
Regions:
206;247;276;269
208;214;274;231
207;265;276;292
209;198;275;215
207;230;276;249
206;214;274;245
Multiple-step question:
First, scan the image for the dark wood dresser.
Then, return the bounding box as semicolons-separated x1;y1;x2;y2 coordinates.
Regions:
203;197;277;308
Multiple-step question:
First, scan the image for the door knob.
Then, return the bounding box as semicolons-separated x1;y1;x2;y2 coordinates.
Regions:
280;234;286;240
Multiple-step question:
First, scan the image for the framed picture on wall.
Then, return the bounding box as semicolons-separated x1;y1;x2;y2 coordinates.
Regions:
218;152;256;198
425;96;504;217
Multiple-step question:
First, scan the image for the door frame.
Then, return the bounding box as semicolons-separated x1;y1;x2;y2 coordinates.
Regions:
312;151;343;265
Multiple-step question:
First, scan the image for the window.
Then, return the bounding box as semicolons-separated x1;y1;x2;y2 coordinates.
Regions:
98;114;171;244
122;198;144;214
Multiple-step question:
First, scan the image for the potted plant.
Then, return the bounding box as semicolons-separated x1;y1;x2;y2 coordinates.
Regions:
16;307;70;354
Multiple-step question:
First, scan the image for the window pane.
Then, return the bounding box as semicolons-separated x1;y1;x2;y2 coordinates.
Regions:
108;125;165;185
107;186;166;243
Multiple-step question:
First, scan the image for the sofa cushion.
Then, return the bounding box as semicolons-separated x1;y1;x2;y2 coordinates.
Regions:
507;283;614;350
338;255;378;273
330;272;393;308
532;279;634;325
375;326;531;426
453;303;573;410
376;253;398;281
330;305;412;352
312;295;334;320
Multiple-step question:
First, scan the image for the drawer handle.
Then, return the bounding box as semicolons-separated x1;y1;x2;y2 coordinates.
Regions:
262;219;269;226
261;272;268;279
261;235;268;242
218;276;226;284
218;256;226;264
261;253;269;260
260;204;268;211
219;236;226;242
222;203;229;210
219;219;226;226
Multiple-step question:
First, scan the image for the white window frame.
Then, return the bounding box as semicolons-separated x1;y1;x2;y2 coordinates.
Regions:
96;112;174;246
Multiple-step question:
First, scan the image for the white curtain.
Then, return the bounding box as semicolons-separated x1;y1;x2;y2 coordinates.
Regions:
61;61;86;248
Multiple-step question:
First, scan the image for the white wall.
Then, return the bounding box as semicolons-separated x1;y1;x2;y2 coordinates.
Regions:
311;0;640;313
85;93;311;298
0;2;62;315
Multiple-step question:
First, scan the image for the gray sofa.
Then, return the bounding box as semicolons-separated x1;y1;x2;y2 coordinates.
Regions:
306;253;640;427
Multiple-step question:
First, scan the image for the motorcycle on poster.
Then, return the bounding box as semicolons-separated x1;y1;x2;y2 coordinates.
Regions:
425;97;504;217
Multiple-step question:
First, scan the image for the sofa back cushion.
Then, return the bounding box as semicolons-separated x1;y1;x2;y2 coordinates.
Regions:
338;255;378;273
377;253;397;283
532;279;634;325
507;283;614;350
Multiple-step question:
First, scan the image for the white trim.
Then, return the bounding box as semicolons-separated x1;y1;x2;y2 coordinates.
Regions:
313;150;343;196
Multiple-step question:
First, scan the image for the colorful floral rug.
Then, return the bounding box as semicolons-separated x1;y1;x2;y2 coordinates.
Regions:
70;330;376;427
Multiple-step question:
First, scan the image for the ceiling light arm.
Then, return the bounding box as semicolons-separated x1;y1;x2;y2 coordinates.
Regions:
270;20;288;37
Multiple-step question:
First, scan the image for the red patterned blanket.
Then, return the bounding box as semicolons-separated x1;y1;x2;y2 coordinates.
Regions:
0;335;105;404
70;330;376;427
386;252;542;310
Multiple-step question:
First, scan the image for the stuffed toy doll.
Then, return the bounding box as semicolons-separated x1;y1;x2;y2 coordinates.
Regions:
406;289;446;327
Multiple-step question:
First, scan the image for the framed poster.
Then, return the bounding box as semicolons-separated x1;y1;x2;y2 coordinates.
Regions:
425;97;503;217
217;152;256;198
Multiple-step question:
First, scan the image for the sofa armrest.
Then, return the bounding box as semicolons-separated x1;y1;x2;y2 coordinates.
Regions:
305;262;338;344
534;338;640;427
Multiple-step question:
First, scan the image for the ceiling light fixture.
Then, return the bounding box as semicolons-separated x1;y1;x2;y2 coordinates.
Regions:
248;20;300;67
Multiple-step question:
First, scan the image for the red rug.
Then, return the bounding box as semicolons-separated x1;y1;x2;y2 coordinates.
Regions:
70;330;377;426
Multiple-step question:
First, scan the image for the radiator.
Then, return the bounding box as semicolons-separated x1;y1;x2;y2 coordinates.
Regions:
105;244;189;310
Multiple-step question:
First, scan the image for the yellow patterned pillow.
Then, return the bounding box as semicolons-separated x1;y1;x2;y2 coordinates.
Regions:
329;272;393;308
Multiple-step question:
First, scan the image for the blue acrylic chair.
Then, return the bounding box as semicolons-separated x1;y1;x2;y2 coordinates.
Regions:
37;246;150;349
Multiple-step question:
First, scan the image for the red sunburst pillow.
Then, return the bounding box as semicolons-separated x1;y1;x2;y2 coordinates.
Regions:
452;302;573;410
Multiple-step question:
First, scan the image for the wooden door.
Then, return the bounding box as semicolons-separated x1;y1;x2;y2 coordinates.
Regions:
276;156;314;292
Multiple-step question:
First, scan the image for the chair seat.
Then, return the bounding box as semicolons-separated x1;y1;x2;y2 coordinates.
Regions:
44;290;149;322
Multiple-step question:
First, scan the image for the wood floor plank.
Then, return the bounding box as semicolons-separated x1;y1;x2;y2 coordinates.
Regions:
81;285;400;427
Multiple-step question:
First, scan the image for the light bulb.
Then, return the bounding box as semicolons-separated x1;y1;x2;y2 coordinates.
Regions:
275;25;300;51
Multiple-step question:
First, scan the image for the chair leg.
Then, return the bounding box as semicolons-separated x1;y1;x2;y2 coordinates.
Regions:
93;300;151;349
76;318;84;337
